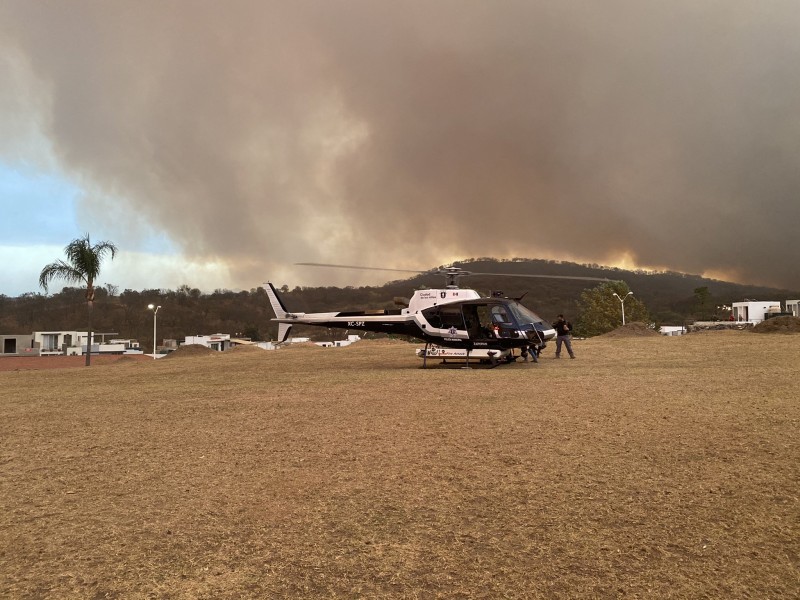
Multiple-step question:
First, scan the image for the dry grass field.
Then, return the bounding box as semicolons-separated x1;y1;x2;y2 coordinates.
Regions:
1;332;798;599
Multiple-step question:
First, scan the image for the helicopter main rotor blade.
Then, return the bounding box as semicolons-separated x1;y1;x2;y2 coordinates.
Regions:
466;271;610;282
296;262;428;274
296;262;610;282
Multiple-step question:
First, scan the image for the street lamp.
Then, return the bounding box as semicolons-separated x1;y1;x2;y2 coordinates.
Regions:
612;292;633;326
147;304;161;359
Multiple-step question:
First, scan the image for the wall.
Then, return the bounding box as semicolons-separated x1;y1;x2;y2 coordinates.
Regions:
731;302;780;324
0;335;39;356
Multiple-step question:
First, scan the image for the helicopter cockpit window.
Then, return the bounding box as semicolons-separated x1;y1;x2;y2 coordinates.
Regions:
491;305;512;325
422;306;466;330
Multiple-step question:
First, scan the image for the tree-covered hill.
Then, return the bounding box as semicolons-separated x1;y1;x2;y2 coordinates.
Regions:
1;258;797;347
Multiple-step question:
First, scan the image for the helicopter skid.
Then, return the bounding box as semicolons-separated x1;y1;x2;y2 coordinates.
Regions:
416;346;514;368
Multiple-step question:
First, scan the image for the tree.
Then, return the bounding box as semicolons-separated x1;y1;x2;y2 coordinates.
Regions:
576;280;651;337
242;325;262;341
693;286;712;319
39;234;118;366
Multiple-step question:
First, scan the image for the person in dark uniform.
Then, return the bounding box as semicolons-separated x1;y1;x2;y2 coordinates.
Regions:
521;343;539;363
553;314;575;359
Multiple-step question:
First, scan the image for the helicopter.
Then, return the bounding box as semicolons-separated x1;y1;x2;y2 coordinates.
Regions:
265;263;608;367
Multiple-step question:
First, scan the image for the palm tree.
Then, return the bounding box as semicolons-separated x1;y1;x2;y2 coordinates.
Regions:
39;234;118;366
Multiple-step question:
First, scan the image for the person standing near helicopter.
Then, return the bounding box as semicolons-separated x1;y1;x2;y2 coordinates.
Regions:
553;314;575;359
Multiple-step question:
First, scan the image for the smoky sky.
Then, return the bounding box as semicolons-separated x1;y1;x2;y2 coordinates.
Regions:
2;1;799;290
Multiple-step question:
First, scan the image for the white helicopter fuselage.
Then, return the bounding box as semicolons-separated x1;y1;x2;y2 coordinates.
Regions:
265;283;555;351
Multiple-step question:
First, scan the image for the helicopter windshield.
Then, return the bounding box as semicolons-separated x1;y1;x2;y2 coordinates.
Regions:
507;302;546;325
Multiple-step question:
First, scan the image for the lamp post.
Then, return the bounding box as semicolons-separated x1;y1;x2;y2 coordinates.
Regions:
612;292;633;326
147;304;161;359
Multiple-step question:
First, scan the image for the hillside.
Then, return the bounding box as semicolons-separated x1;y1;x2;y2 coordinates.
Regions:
1;258;798;347
282;258;799;330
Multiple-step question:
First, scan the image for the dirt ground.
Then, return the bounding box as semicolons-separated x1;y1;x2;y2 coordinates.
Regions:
0;354;153;372
599;322;661;338
752;315;800;334
1;334;798;598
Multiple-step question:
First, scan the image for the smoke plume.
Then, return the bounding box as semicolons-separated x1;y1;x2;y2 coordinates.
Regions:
2;1;799;290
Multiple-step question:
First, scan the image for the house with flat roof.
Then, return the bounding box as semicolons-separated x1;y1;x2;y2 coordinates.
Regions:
659;326;686;336
731;301;781;324
31;331;127;355
183;334;232;352
315;334;363;347
96;339;143;355
0;334;39;356
33;331;90;355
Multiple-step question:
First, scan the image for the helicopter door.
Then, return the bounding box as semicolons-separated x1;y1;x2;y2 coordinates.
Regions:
475;305;497;339
490;304;517;338
422;305;467;337
462;305;483;339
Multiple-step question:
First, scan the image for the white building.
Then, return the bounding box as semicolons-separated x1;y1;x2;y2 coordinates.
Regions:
731;301;781;324
315;335;362;348
183;334;231;351
33;331;90;355
97;339;143;355
230;337;278;351
31;331;141;355
659;326;686;336
181;335;282;351
786;300;800;318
